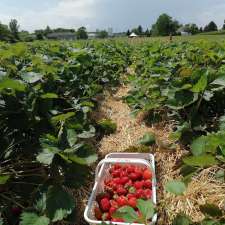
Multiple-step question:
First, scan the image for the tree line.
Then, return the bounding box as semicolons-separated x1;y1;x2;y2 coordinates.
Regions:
1;14;225;42
127;14;225;36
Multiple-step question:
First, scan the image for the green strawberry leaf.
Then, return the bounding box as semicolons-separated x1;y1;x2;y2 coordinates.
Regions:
0;78;26;92
137;199;155;220
199;204;223;217
165;180;186;195
67;129;77;147
20;212;50;225
191;73;208;93
40;93;58;99
138;132;156;146
46;185;75;222
0;175;10;184
172;213;192;225
112;206;138;223
21;72;43;83
183;155;218;167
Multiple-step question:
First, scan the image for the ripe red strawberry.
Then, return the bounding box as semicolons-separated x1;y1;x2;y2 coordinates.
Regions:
116;186;127;195
144;179;152;188
11;207;22;216
120;176;129;185
143;169;152;180
134;181;144;189
100;198;111;212
127;193;136;199
110;200;119;208
109;206;117;215
112;170;121;178
102;212;111;221
129;172;139;181
120;171;127;177
127;165;135;173
94;206;103;220
111;218;125;222
136;189;145;199
128;197;137;208
116;196;128;207
113;178;122;185
96;192;111;204
144;189;152;199
124;179;133;188
134;168;142;179
114;164;122;170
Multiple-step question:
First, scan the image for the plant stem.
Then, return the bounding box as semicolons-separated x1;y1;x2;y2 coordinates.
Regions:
0;194;25;209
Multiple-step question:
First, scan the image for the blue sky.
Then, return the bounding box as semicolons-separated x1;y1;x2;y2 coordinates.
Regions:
0;0;225;32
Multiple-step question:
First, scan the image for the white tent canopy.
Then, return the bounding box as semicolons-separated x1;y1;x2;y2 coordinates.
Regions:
129;32;138;37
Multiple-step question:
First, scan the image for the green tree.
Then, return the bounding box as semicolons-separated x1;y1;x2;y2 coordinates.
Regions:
9;19;20;40
183;23;199;35
76;26;88;39
44;25;52;35
0;22;12;41
96;30;108;39
126;29;131;36
35;30;45;40
145;28;151;37
151;13;180;36
222;20;225;30
204;21;218;32
137;25;143;35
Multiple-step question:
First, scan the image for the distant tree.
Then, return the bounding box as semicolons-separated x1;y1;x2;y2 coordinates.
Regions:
151;13;180;36
9;19;20;40
76;26;88;39
126;29;131;36
137;25;143;35
0;22;12;41
199;27;203;32
131;28;139;35
204;21;218;32
97;30;108;38
222;20;225;30
184;23;199;35
35;30;45;40
145;28;151;37
44;26;52;35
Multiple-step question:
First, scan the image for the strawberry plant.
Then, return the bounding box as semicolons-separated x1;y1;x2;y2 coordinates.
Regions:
0;41;130;224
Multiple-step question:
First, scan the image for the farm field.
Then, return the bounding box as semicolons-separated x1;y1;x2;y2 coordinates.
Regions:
0;38;225;225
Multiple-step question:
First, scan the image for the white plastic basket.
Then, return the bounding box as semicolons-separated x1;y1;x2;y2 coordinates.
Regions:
84;153;157;225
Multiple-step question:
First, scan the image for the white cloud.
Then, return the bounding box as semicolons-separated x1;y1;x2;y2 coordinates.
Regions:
1;0;98;31
0;0;225;32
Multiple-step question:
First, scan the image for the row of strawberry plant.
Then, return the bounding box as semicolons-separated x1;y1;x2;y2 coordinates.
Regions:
125;40;225;165
0;40;131;225
124;40;225;221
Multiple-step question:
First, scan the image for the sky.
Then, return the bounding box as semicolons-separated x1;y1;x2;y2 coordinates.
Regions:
0;0;225;32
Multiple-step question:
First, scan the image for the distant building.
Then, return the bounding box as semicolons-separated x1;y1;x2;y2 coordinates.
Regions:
46;32;76;40
113;32;127;38
88;32;98;39
177;27;191;36
108;28;113;37
129;32;138;38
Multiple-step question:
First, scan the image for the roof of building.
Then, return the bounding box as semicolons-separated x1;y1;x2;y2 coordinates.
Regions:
47;32;76;38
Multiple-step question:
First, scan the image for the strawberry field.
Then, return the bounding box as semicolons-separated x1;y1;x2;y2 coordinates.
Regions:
0;39;224;225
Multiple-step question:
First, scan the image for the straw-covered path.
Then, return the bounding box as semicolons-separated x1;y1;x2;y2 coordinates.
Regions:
78;80;225;225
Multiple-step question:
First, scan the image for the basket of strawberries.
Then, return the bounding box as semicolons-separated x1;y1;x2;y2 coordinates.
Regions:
84;153;157;225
